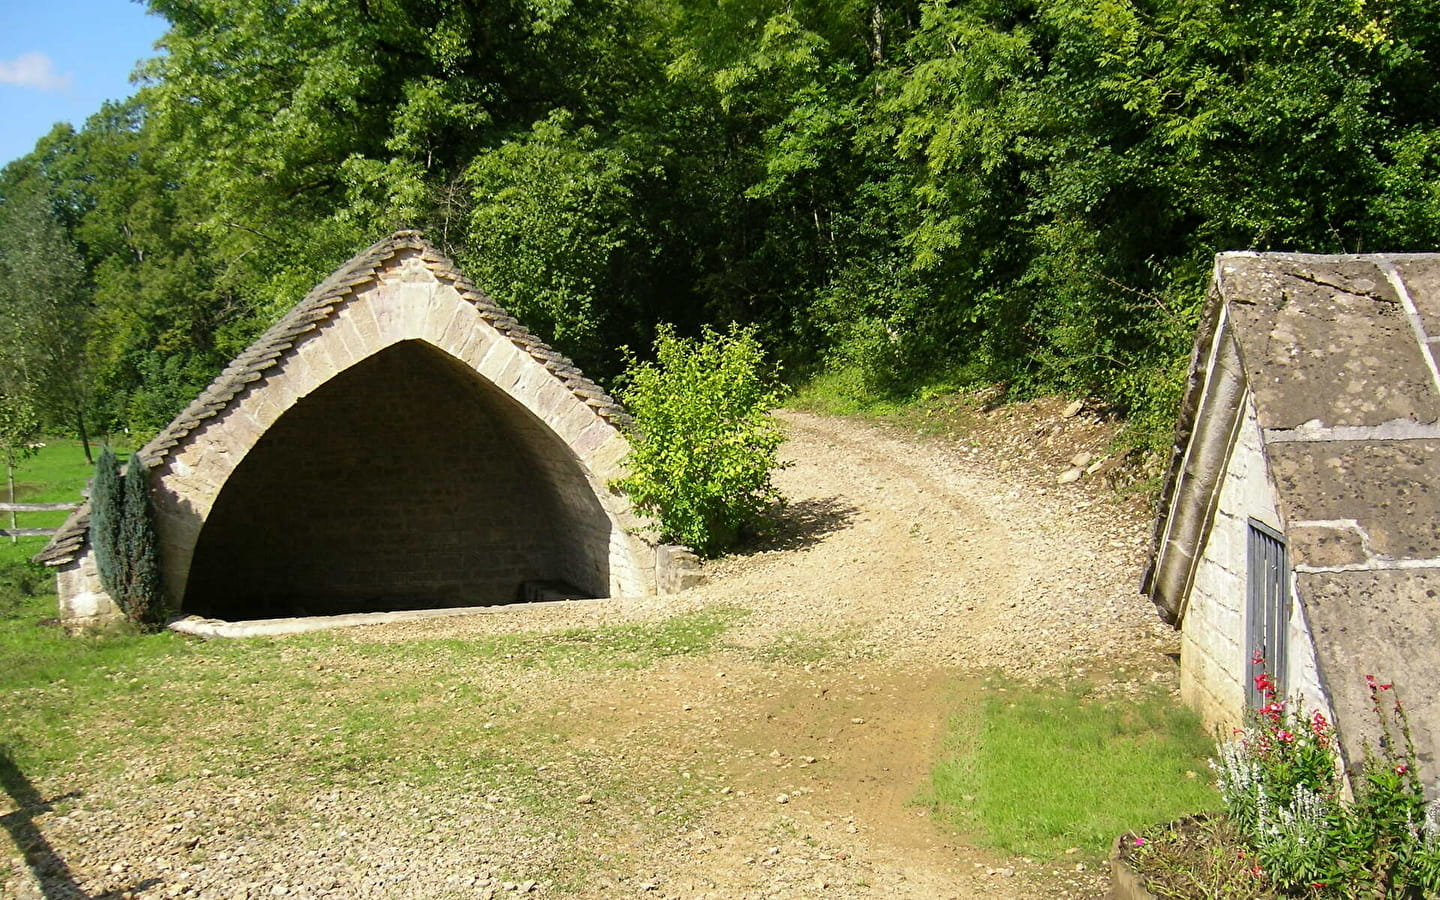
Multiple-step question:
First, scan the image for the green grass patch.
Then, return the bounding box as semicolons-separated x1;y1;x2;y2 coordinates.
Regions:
788;368;914;417
328;606;747;672
1;602;747;785
0;437;102;538
929;676;1219;861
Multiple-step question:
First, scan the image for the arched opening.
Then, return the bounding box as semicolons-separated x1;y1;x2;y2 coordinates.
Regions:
183;340;615;619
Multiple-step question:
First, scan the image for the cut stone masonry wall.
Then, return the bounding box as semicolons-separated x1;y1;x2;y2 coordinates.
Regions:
39;232;693;627
1179;390;1327;732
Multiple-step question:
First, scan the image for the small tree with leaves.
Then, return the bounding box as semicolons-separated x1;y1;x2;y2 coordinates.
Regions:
0;391;41;542
615;323;787;557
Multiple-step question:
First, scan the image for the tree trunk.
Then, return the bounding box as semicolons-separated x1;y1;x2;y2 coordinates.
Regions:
74;406;92;464
7;460;14;544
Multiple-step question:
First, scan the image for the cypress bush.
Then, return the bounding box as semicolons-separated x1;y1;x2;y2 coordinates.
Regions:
89;447;126;600
87;448;168;631
120;456;167;630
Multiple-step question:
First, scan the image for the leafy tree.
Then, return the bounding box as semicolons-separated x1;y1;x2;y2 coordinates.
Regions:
0;392;41;543
616;323;786;557
0;184;96;460
2;0;1437;469
462;110;656;374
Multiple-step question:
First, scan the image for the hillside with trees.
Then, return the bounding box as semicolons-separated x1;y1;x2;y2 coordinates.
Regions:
2;0;1437;458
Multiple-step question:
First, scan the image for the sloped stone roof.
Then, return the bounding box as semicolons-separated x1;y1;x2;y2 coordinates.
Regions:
36;230;629;567
1148;251;1440;776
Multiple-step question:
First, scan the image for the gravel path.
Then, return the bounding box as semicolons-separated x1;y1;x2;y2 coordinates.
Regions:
3;408;1179;900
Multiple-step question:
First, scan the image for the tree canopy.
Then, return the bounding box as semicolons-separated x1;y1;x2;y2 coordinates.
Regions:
1;0;1437;457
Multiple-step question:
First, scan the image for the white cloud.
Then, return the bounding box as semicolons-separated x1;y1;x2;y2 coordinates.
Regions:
0;52;73;92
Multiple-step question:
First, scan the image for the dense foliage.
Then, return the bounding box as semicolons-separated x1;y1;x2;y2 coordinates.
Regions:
119;456;167;630
1;0;1438;458
616;324;786;556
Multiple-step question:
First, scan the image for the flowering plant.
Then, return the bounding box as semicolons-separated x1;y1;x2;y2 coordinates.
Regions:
1211;663;1440;897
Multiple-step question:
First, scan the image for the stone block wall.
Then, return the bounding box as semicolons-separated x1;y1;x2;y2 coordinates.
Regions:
1181;389;1328;731
56;553;117;629
51;236;671;626
183;341;613;618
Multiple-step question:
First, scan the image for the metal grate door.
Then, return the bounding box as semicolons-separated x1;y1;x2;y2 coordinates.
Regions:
1246;520;1290;708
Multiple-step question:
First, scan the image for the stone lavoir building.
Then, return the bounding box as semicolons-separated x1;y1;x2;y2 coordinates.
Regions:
38;231;693;628
1146;251;1440;779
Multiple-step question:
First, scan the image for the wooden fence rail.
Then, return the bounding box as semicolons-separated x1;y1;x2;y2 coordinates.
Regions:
0;503;81;513
0;502;81;539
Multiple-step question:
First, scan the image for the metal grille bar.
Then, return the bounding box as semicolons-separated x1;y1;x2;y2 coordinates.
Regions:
1246;520;1290;707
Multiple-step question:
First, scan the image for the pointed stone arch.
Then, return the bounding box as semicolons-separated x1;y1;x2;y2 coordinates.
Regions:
39;232;679;625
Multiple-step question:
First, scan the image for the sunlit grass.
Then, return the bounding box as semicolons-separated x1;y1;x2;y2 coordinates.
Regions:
929;676;1220;861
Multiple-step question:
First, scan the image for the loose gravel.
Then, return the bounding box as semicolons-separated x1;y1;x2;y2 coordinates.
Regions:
3;406;1180;900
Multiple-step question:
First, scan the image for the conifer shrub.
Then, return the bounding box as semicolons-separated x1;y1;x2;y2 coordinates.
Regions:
89;447;126;600
87;449;168;631
119;456;167;630
615;323;786;558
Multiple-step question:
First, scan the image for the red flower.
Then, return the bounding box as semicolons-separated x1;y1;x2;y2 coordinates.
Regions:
1396;764;1409;775
1253;673;1277;698
1276;730;1295;743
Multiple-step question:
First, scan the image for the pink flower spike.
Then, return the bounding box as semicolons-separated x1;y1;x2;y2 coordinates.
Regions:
1380;682;1393;691
1133;836;1146;847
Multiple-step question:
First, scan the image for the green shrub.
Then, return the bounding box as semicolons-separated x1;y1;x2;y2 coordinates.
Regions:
119;456;167;630
90;447;125;599
615;323;786;557
88;449;168;631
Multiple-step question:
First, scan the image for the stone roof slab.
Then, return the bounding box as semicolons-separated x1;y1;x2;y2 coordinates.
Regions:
1224;255;1439;429
1268;439;1440;563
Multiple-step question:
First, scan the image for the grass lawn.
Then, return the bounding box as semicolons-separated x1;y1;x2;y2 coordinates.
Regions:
928;673;1220;861
0;438;106;538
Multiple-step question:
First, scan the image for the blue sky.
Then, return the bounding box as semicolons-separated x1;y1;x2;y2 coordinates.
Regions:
0;0;169;168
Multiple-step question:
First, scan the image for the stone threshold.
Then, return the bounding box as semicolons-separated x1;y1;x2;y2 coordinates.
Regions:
168;597;618;639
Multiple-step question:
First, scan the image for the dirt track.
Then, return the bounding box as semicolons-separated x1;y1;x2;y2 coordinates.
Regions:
4;407;1179;900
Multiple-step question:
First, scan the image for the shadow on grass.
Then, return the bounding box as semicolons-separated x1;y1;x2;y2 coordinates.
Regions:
0;748;159;899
